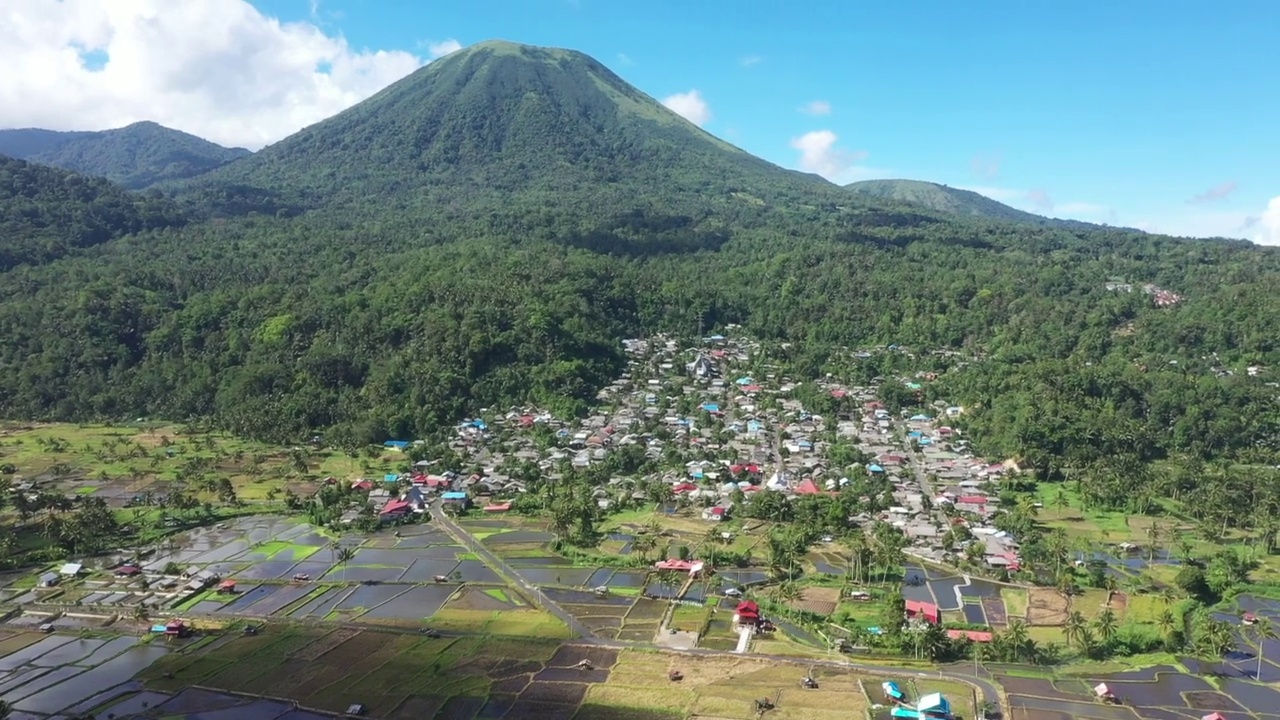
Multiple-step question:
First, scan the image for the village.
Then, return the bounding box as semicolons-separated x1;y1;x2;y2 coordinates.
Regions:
2;331;1279;719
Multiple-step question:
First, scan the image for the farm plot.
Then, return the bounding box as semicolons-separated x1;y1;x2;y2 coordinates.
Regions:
0;639;168;716
358;584;456;621
1025;587;1069;626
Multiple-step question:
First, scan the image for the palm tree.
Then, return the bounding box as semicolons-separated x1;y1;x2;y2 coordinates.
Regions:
1064;610;1087;649
632;534;658;563
1254;619;1277;680
1095;608;1118;645
336;546;356;583
1157;609;1175;638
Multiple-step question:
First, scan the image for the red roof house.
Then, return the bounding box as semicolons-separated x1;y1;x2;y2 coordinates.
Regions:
905;599;940;624
830;389;848;399
115;565;141;577
350;480;373;490
794;478;824;495
672;482;699;494
164;619;189;636
735;600;761;624
380;499;411;518
946;629;994;643
655;559;697;571
730;463;761;475
483;502;512;513
216;579;237;594
957;495;989;506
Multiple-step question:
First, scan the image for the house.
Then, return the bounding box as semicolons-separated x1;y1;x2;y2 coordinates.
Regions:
379;498;411;522
383;440;410;452
59;562;83;578
1093;683;1115;701
905;599;940;624
946;629;993;643
702;505;730;522
115;565;141;578
1202;713;1228;720
216;579;238;594
654;559;698;572
441;491;472;509
734;600;761;626
483;502;512;513
38;572;59;588
164;619;191;637
686;355;716;378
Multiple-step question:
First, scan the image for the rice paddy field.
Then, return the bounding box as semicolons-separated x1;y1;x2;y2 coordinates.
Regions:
124;626;971;720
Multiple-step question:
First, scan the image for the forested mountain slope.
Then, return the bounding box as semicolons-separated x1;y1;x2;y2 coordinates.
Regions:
845;179;1103;230
179;40;889;233
0;122;249;189
0;41;1275;470
0;156;185;270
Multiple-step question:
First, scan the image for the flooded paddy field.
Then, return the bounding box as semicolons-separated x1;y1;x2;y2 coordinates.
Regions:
997;663;1280;720
0;631;169;716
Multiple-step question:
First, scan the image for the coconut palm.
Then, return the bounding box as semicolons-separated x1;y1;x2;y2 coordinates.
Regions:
336;546;356;583
1253;619;1277;680
1095;608;1119;645
1063;610;1087;649
1157;608;1175;637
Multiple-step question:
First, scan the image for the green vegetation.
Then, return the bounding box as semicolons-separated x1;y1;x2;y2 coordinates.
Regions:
0;121;249;190
0;155;184;269
845;178;1099;229
0;41;1273;473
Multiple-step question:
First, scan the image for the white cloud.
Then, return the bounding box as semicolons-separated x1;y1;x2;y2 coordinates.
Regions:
0;0;430;150
426;39;462;59
740;55;762;67
800;101;831;116
789;130;886;183
1253;196;1280;246
661;90;712;127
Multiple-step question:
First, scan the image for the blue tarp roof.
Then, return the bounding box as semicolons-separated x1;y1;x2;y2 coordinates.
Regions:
384;474;399;483
868;464;885;473
736;377;753;385
441;491;468;500
910;414;931;421
150;624;167;633
383;440;409;449
882;681;905;699
702;403;720;412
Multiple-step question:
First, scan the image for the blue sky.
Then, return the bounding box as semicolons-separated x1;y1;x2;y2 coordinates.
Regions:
3;1;1276;241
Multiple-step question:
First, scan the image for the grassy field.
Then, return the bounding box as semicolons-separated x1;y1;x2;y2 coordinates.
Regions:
0;422;406;502
591;649;875;720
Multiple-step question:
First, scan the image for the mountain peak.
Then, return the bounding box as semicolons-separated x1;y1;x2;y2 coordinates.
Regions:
189;40;832;217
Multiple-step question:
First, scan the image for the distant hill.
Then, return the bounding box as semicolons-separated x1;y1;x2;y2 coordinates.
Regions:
0;122;249;189
844;179;1105;230
0;156;185;270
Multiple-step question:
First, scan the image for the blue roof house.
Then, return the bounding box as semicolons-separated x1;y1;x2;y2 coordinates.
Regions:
383;440;409;451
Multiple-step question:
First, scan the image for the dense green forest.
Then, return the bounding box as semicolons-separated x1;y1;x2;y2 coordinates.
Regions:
0;40;1276;473
0;156;185;270
0;121;249;189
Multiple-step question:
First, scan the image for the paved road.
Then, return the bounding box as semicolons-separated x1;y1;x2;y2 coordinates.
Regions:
430;500;1005;714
